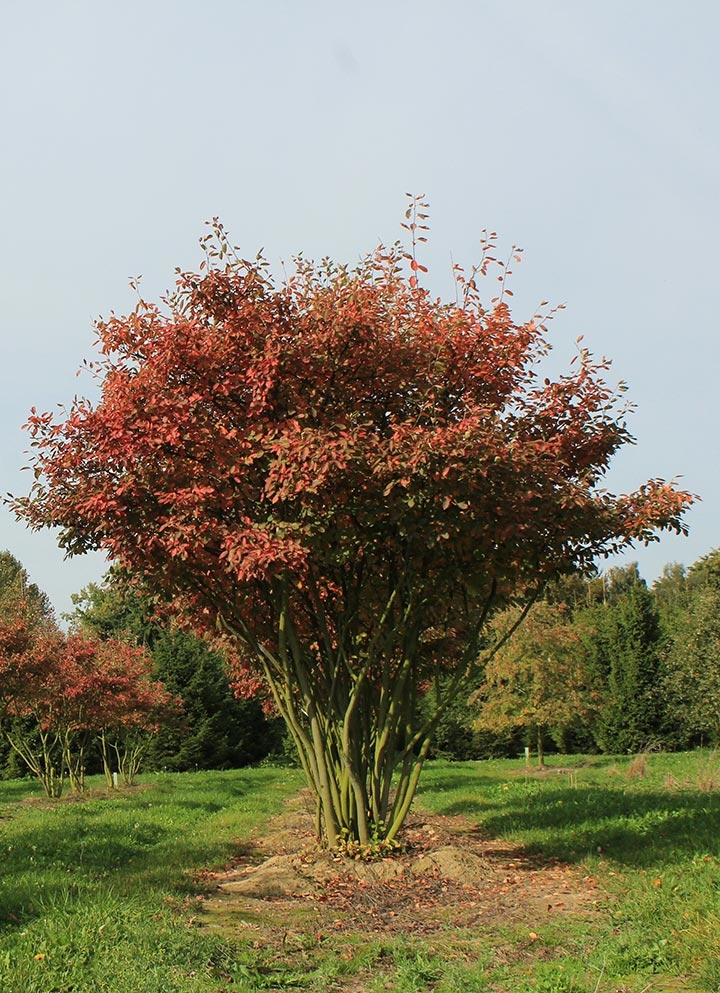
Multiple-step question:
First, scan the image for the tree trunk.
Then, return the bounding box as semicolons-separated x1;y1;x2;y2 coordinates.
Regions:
221;575;498;851
536;726;545;768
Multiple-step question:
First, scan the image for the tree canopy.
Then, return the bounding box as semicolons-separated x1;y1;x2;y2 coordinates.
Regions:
0;550;54;628
472;600;600;765
11;206;693;847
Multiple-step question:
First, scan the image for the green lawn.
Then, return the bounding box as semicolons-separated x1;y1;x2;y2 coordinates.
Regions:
0;753;718;992
418;753;720;993
0;767;304;992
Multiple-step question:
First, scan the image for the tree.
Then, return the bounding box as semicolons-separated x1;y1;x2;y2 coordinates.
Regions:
686;548;720;593
0;556;56;777
66;576;156;645
0;601;61;790
652;548;720;747
652;562;689;615
587;576;665;753
663;584;720;745
67;575;283;770
87;640;182;786
419;671;523;761
0;550;55;628
11;207;693;847
148;630;280;771
472;601;600;765
0;607;179;795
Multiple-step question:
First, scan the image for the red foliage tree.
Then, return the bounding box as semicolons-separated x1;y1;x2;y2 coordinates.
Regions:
87;639;181;787
11;205;693;843
0;612;67;796
0;613;178;796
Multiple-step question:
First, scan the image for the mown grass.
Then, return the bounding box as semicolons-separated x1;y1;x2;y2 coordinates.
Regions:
0;767;304;992
419;752;720;993
0;753;718;991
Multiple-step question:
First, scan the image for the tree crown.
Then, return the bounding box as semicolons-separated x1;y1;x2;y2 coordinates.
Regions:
12;213;693;673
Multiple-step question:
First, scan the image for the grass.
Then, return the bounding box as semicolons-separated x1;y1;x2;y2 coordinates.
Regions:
0;752;718;991
419;752;720;992
0;766;304;992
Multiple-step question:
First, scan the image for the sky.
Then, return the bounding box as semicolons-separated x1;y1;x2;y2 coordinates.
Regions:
1;0;717;621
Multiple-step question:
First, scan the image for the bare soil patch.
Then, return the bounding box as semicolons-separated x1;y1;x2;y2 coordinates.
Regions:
200;790;606;942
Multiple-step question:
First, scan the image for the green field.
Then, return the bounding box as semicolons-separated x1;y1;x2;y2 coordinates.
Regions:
0;753;718;992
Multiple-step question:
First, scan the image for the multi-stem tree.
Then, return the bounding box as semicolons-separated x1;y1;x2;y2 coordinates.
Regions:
0;608;178;795
88;639;181;786
0;565;57;776
11;204;693;846
0;605;65;795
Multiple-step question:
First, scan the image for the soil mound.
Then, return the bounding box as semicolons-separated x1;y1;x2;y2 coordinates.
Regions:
201;792;605;939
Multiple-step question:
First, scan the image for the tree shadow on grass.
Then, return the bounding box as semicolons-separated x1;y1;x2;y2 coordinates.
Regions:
0;768;298;932
432;784;720;868
0;808;241;930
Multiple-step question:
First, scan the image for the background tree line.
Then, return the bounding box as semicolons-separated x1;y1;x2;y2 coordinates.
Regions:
427;549;720;762
1;545;718;782
0;553;284;784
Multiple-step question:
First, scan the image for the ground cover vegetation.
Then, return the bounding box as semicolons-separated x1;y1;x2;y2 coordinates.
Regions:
0;755;718;992
10;200;692;848
0;766;303;993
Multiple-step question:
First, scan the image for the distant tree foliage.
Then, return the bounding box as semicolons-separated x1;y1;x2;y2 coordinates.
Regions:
146;630;283;770
661;570;720;746
0;552;57;777
0;601;178;796
592;578;664;752
0;550;55;628
472;601;601;765
67;575;282;771
444;555;720;762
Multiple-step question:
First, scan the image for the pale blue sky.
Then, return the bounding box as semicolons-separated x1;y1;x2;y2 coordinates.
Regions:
1;0;717;619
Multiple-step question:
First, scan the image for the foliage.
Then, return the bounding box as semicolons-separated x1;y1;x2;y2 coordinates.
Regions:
687;547;720;591
67;576;284;770
0;550;55;628
12;203;693;845
659;549;720;747
420;673;524;760
663;585;720;744
651;561;690;614
90;641;182;786
472;600;601;764
147;629;283;770
67;575;157;645
0;610;179;795
586;575;665;753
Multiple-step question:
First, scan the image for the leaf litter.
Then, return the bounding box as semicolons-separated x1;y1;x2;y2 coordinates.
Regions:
200;790;606;941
